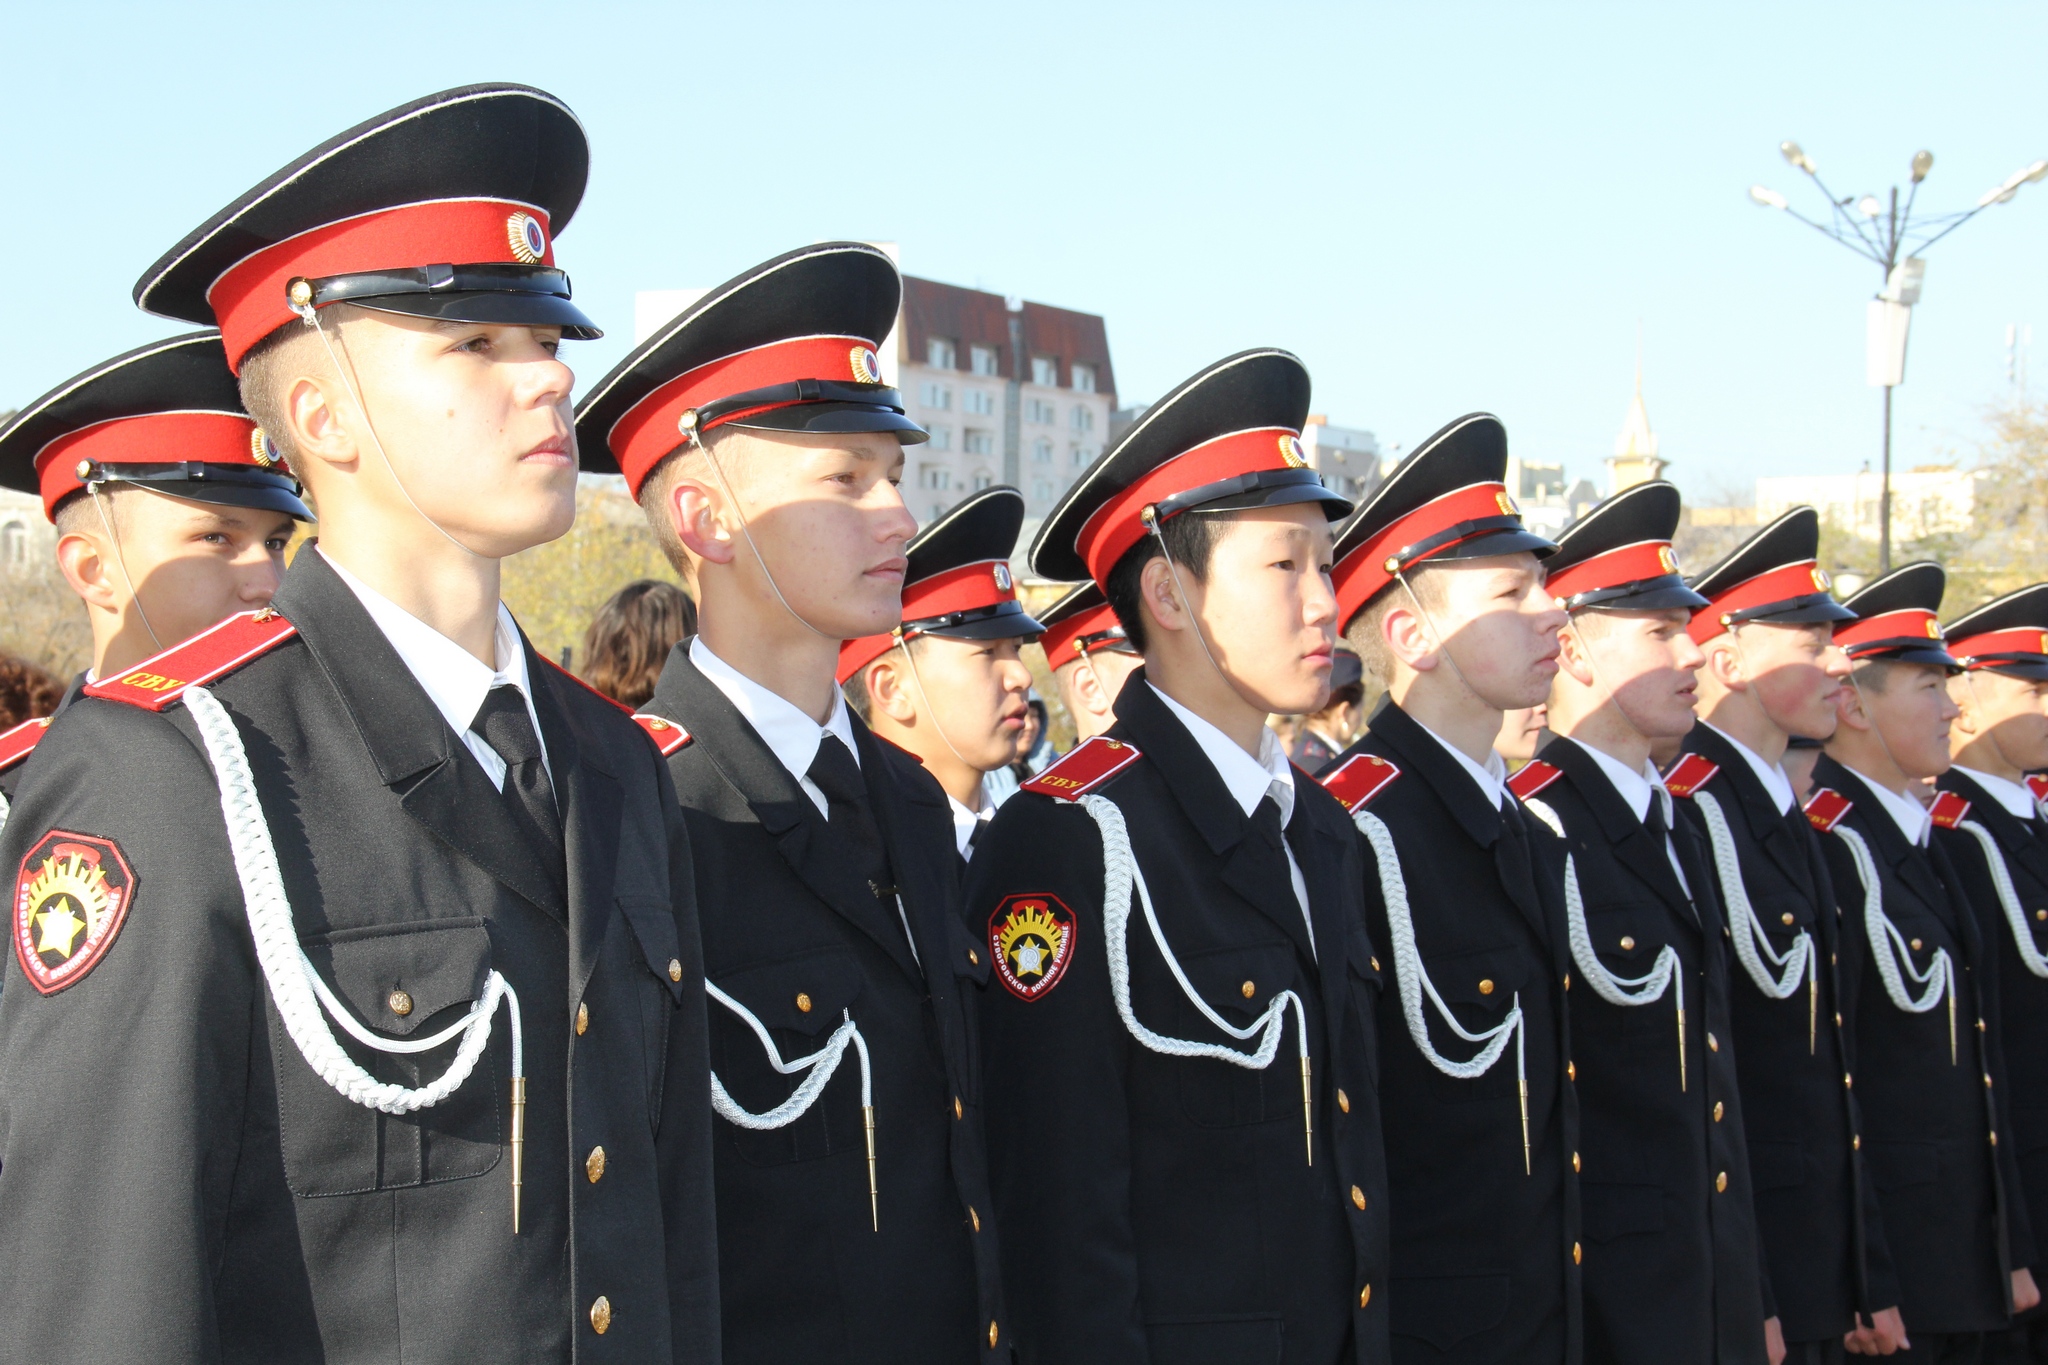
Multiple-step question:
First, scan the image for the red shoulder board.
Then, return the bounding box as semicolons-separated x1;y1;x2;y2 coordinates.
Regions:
0;716;53;774
1318;752;1402;813
1929;790;1972;829
2028;774;2048;804
632;713;691;757
82;610;297;712
1663;753;1722;799
1804;787;1852;833
1507;759;1562;802
1021;735;1141;801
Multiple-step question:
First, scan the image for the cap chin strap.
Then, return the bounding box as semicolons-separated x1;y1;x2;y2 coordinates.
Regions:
1395;567;1490;709
1141;508;1276;723
893;631;987;783
694;428;835;642
1845;667;1915;791
1566;610;1656;748
86;481;163;654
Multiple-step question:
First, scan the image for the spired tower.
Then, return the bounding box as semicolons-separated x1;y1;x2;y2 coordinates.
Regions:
1607;359;1668;495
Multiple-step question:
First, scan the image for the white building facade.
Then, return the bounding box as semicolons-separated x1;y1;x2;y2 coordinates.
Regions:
1755;467;1982;543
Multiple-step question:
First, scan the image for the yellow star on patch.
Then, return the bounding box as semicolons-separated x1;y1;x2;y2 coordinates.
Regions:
34;902;85;959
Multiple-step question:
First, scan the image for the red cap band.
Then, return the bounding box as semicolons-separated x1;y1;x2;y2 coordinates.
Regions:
1041;601;1127;663
1836;608;1944;655
207;198;554;372
834;558;1020;684
36;411;264;520
1074;427;1304;585
1951;627;2048;663
606;334;884;497
1546;539;1681;605
1687;560;1833;644
1332;481;1518;626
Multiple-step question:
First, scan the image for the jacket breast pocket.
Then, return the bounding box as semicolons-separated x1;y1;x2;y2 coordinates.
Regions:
616;896;687;1119
710;947;865;1166
1416;943;1527;1103
1172;940;1306;1130
275;917;501;1197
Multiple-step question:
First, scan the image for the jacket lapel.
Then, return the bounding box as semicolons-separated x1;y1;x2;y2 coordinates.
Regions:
856;725;955;982
1547;738;1698;929
1820;760;1951;920
530;652;621;1004
1944;770;2048;888
1690;725;1812;895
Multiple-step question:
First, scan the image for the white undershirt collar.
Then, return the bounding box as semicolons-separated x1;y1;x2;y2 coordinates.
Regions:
1557;735;1690;895
1848;768;1931;847
1953;765;2039;822
949;791;995;860
1414;717;1508;811
690;636;859;819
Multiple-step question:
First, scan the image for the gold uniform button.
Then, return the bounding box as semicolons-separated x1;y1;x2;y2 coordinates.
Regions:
1567;1061;1577;1082
1781;912;1796;926
989;1320;1000;1348
1707;1032;1719;1053
968;948;980;966
387;990;414;1017
970;1206;981;1232
1619;936;1636;951
1242;980;1257;999
1716;1171;1728;1193
1337;1088;1351;1114
1479;979;1496;995
1835;1012;1843;1028
1844;1072;1854;1089
1713;1101;1724;1122
1910;938;1923;952
1359;1283;1372;1307
1853;1134;1861;1150
1371;957;1381;972
668;958;683;983
1986;1073;1996;1089
954;1096;964;1120
587;1146;606;1183
796;992;813;1014
1351;1185;1367;1210
1573;1242;1582;1265
1992;1131;2001;1147
1564;973;1572;991
1978;1018;1988;1033
576;1002;589;1036
2037;910;2047;922
1572;1151;1582;1173
590;1296;612;1334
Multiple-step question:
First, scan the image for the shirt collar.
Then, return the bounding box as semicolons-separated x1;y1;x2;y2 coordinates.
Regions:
1703;720;1797;815
1561;735;1671;827
690;635;860;782
324;550;532;745
1953;765;2038;821
1414;716;1508;810
948;790;994;859
1855;771;1931;847
1146;682;1295;825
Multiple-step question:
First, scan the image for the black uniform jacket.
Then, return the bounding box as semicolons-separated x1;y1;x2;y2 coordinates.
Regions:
965;674;1390;1365
1812;755;2030;1335
642;647;1002;1364
1339;699;1582;1364
0;547;720;1364
0;673;84;804
1935;766;2048;1278
1674;725;1898;1340
1521;736;1766;1365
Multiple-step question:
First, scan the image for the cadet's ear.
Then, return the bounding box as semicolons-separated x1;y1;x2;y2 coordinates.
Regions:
864;654;918;726
1835;678;1872;733
672;477;735;566
1702;638;1746;693
55;528;120;612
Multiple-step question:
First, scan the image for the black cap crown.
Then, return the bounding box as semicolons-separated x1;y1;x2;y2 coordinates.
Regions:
1836;561;1957;669
1543;481;1706;613
1945;583;2048;680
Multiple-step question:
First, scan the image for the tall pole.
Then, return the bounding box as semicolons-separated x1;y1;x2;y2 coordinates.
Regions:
1880;385;1893;573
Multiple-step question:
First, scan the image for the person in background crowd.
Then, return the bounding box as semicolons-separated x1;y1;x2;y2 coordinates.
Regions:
1295;645;1366;776
1497;701;1550;766
1037;580;1146;743
581;577;696;708
0;656;65;731
986;691;1052;806
1815;562;2038;1361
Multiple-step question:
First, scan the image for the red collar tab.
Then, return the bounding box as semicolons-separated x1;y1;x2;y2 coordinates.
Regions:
1690;559;1833;644
835;558;1023;684
1547;539;1681;606
35;411;268;521
1507;759;1562;802
606;333;882;498
1950;627;2048;666
1663;753;1722;799
0;715;53;774
1041;600;1128;662
1074;427;1307;585
207;198;555;372
1836;608;1944;655
1929;790;1972;829
1333;481;1521;627
1318;752;1403;813
2028;774;2048;804
1804;786;1853;832
633;713;692;756
82;609;298;711
1021;735;1142;801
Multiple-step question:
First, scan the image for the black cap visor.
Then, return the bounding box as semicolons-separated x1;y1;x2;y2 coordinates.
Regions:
74;463;312;520
1426;522;1558;566
1975;658;2048;682
1563;575;1710;614
730;400;929;444
911;600;1046;642
1159;466;1351;523
1727;593;1858;628
1849;641;1961;672
346;286;600;339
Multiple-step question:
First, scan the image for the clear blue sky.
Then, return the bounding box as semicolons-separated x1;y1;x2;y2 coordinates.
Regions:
5;2;2044;503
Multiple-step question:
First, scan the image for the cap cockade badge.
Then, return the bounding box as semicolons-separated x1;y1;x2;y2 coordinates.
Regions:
249;426;277;468
849;346;883;384
1278;434;1308;469
993;562;1013;592
1811;566;1832;592
990;893;1076;1002
14;831;136;996
1495;489;1520;517
506;211;547;265
1658;544;1680;574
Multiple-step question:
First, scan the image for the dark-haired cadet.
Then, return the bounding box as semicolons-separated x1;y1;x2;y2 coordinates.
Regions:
1505;482;1769;1363
1037;580;1146;743
1814;563;2038;1360
966;349;1390;1362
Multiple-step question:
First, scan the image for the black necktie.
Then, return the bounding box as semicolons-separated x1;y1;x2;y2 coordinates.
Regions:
808;734;893;898
471;684;565;893
1497;798;1539;915
1645;792;1669;838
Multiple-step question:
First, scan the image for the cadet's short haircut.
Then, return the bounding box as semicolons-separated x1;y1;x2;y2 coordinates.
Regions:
1102;512;1221;655
1850;659;1900;695
635;430;752;577
236;306;365;470
50;483;132;539
1342;563;1448;687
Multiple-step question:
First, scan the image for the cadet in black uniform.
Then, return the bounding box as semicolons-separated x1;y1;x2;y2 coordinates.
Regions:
1324;413;1583;1363
1505;482;1768;1363
0;333;310;802
0;85;720;1362
1677;509;1906;1361
964;348;1389;1363
1814;563;2038;1360
839;486;1045;862
1038;580;1145;744
577;242;1006;1363
1934;587;2048;1363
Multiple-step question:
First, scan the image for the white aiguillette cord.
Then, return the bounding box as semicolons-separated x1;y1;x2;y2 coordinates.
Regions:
1691;789;1819;1050
1832;820;1958;1063
1954;818;2048;979
181;686;529;1230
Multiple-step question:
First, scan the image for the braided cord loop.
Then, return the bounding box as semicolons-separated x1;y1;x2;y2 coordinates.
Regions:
1956;819;2048;979
704;982;872;1129
1522;797;1684;1016
1832;823;1953;1014
1693;790;1816;999
184;685;519;1115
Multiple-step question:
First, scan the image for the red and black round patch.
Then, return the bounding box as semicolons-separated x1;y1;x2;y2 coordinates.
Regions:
989;893;1077;1001
13;830;136;996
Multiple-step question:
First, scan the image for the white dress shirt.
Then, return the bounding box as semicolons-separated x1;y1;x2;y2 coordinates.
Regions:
1413;717;1509;811
1703;721;1797;816
690;636;859;819
949;791;996;860
1556;736;1691;897
1147;684;1315;957
325;551;547;794
1953;765;2039;821
1854;772;1932;847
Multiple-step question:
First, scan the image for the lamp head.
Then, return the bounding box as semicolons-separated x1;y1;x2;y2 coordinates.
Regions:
1750;185;1789;210
1911;150;1934;184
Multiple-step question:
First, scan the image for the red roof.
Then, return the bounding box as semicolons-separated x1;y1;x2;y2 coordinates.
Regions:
900;276;1115;399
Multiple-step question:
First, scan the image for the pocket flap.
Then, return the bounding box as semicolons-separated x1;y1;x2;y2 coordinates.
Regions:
1348;929;1384;988
1175;940;1300;1024
302;917;490;1037
714;948;864;1037
1582;902;1662;963
1389;1273;1509;1348
618;897;685;1003
1428;945;1527;1011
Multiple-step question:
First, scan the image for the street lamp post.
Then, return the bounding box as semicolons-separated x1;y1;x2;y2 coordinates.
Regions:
1751;144;2046;571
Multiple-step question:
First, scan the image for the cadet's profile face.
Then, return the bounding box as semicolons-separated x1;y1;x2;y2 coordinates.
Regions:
1959;669;2048;770
1739;622;1849;740
1193;504;1338;717
1431;554;1565;709
1566;608;1703;740
907;634;1034;773
1494;703;1548;761
1055;647;1142;742
1858;661;1958;779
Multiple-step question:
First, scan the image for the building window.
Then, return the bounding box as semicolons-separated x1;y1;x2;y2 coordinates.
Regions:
1031;356;1059;387
1033;439;1053;464
927;425;953;451
0;521;24;567
1033;479;1055;500
1071;405;1095;433
965;388;995;415
972;469;994;490
1071;443;1094;467
970;345;1000;376
1026;398;1056;425
1072;363;1096;394
965;428;995;456
918;465;952;491
919;382;952;410
927;337;957;369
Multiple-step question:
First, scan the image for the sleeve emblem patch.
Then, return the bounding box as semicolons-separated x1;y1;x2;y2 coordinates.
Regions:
990;893;1077;1001
14;830;136;996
